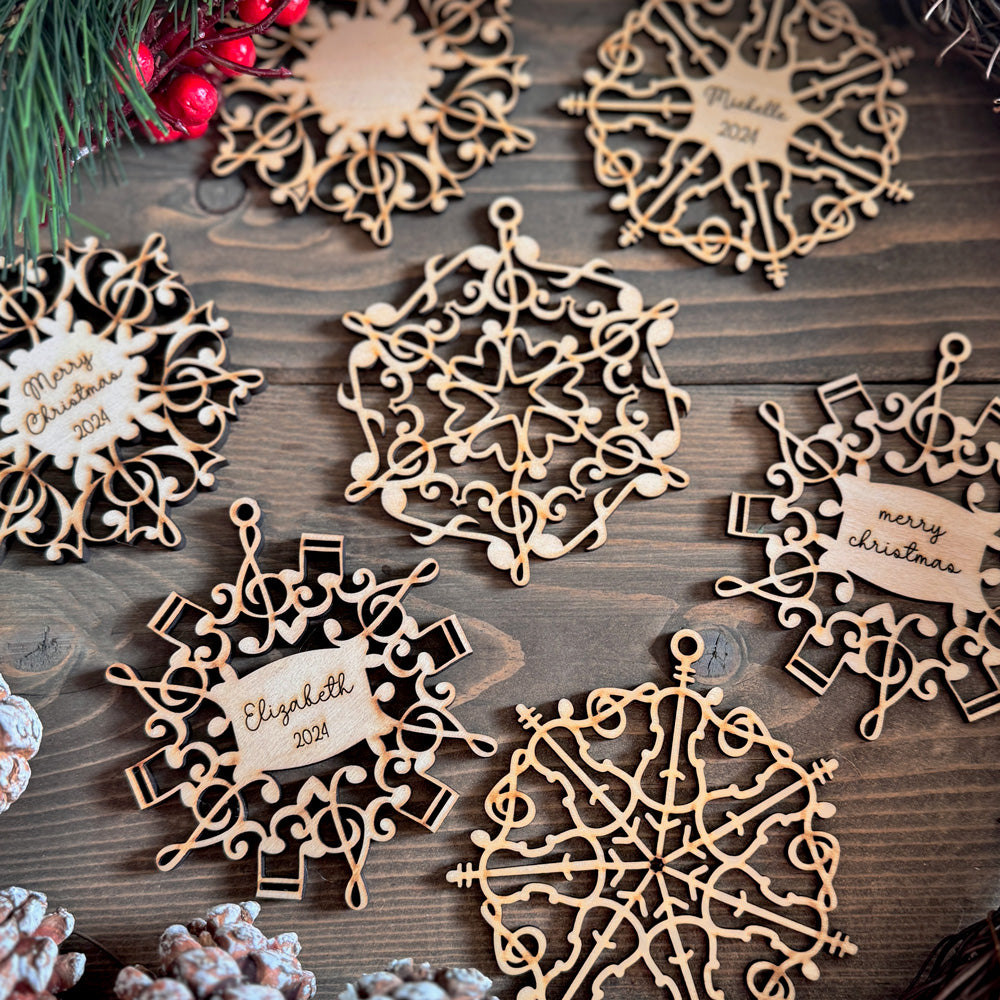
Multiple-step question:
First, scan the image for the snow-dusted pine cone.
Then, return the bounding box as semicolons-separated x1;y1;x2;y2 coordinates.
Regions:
114;901;316;1000
0;887;85;999
0;672;42;815
338;959;497;1000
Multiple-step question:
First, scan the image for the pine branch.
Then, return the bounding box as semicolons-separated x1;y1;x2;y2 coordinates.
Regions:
0;0;294;267
0;0;173;264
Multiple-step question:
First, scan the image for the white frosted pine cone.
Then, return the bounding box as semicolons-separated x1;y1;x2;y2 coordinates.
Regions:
0;672;42;815
339;959;497;1000
115;902;315;1000
0;887;85;998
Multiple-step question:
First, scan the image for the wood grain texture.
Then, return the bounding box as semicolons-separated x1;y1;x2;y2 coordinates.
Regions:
2;1;1000;998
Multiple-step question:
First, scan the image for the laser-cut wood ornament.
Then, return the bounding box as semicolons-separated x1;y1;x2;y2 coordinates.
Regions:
339;197;690;586
212;0;534;245
0;235;263;563
559;0;912;288
107;497;497;907
448;629;855;1000
717;334;1000;740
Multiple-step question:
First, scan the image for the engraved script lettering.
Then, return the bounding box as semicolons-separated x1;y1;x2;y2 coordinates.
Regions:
4;327;146;466
877;509;947;546
24;370;124;435
243;672;355;731
846;528;959;575
208;637;394;781
21;351;94;399
703;85;787;121
818;473;1000;613
686;60;805;175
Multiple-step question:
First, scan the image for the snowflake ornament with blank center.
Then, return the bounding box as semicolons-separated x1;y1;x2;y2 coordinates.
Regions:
106;497;496;908
212;0;534;245
448;629;855;1000
339;197;691;586
0;234;263;563
559;0;912;288
716;334;1000;740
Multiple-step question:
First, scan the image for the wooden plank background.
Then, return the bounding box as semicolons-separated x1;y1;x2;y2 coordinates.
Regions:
2;1;1000;997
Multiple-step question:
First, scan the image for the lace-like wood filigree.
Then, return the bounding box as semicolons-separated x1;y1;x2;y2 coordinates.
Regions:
339;197;690;586
717;334;1000;740
213;0;534;245
107;497;496;907
0;235;263;563
560;0;912;288
448;629;855;1000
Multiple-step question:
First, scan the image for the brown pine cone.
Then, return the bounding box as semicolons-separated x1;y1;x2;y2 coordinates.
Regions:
0;887;85;999
338;959;497;1000
115;902;315;1000
0;673;42;815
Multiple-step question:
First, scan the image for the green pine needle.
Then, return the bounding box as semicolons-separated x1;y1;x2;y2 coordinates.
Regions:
0;0;191;265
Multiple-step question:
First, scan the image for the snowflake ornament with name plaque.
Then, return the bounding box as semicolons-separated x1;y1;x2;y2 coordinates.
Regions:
213;0;534;245
448;629;855;1000
339;197;690;586
560;0;912;288
0;235;263;563
717;334;1000;740
107;497;496;908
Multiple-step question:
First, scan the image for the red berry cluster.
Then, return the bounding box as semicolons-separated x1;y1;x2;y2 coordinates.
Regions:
119;0;308;143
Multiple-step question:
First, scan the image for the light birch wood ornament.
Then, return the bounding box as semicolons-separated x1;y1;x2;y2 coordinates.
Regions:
339;197;691;586
717;333;1000;740
212;0;534;246
559;0;912;288
0;235;264;563
106;497;496;908
448;629;855;1000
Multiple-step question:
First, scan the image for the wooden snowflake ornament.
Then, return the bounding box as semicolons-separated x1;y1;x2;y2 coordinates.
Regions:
560;0;912;288
448;629;855;1000
212;0;534;245
339;198;690;586
0;235;263;562
107;497;496;908
717;334;1000;740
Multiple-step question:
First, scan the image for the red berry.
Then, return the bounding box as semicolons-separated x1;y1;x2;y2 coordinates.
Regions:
182;120;210;139
274;0;309;26
135;43;155;86
237;0;273;23
210;32;256;77
162;73;219;126
144;117;181;143
115;42;155;94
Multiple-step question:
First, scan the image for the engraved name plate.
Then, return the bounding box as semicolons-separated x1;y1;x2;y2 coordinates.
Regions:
3;324;151;467
818;473;1000;614
207;636;394;783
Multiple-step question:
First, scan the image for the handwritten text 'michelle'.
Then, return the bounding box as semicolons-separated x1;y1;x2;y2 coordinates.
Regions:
702;85;787;121
242;672;355;731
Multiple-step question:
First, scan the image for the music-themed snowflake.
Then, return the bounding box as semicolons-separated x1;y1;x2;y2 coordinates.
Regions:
717;334;1000;740
107;497;496;908
560;0;912;288
213;0;534;245
448;629;855;1000
0;235;263;563
339;197;690;586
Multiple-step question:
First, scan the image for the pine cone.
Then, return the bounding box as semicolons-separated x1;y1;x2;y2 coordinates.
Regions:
114;902;316;1000
338;959;497;1000
0;887;85;999
0;673;42;815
